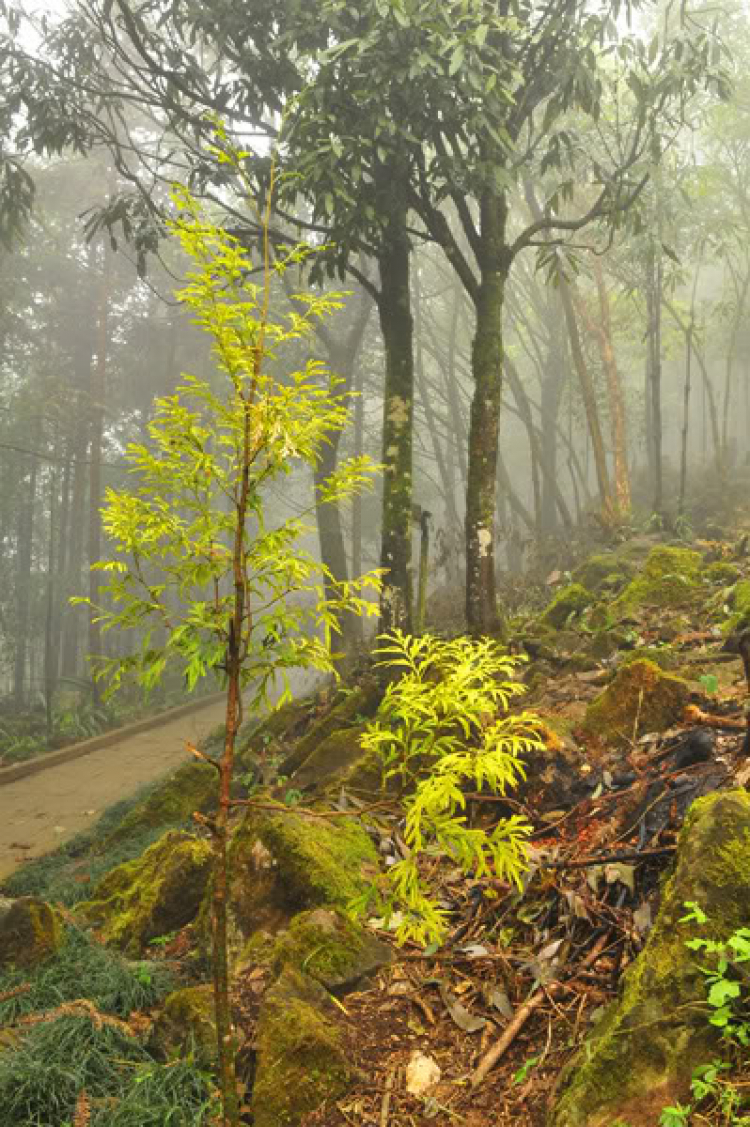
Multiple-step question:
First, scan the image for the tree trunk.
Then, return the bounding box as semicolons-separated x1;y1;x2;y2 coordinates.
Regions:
376;182;414;634
539;292;566;534
466;191;510;636
13;450;38;708
559;280;614;518
87;242;110;701
646;245;664;514
592;259;630;516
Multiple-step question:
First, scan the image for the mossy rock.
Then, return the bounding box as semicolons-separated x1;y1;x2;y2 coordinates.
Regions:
722;578;750;635
582;659;691;747
292;725;388;800
539;583;591;629
551;789;750;1127
197;809;380;967
272;908;391;995
703;560;742;585
0;897;64;969
571;554;630;594
252;966;353;1126
100;761;216;851
280;679;382;779
77;830;213;955
620;645;678;671
611;546;702;617
151;984;216;1063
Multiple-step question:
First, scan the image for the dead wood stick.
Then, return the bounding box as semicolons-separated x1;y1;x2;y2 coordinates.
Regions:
683;705;747;731
471;931;612;1088
380;1068;395;1127
471;982;566;1087
544;846;675;870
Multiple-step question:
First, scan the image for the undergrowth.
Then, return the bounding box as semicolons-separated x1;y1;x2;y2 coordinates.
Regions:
0;1015;215;1127
0;924;175;1022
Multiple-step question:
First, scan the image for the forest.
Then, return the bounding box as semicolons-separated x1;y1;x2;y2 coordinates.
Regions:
1;0;750;1126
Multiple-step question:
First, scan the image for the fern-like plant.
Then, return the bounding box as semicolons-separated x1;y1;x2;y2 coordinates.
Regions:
359;630;544;945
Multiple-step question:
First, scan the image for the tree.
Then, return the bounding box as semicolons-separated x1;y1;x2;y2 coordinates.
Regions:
79;148;380;1125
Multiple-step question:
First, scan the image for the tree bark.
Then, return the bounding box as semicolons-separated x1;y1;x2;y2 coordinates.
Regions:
376;178;414;634
466;191;510;636
13;450;38;708
559;279;614;518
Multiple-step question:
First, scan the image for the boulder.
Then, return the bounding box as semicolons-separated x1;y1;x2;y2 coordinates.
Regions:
76;830;213;955
612;545;702;617
571;554;630;594
271;907;391;995
151;985;216;1063
582;659;691;748
540;584;592;629
196;808;380;966
280;678;382;779
551;789;750;1127
251;966;354;1127
0;897;64;969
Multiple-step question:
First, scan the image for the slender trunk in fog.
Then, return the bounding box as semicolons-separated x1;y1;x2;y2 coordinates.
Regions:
414;268;461;533
646;244;664;514
44;465;59;736
352;362;364;580
377;170;414;634
465;190;510;636
14;450;38;708
61;409;89;680
559;281;614;518
88;241;110;702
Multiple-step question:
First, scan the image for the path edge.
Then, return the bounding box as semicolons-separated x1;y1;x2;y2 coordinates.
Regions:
0;693;225;788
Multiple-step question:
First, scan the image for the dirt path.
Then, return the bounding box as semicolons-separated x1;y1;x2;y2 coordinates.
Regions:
0;697;229;881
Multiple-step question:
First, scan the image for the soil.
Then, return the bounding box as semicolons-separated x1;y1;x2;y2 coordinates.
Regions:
0;697;228;880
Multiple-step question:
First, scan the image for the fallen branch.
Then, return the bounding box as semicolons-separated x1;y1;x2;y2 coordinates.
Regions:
543;846;675;870
471;982;566;1086
471;932;612;1087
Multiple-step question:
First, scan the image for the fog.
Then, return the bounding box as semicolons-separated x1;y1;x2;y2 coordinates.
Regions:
0;0;748;750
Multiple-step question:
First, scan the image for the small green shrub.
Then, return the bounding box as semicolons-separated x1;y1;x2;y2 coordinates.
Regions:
358;630;543;945
659;904;750;1126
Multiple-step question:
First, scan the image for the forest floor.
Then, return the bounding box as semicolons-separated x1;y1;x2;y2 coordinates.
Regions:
4;531;750;1126
0;696;227;880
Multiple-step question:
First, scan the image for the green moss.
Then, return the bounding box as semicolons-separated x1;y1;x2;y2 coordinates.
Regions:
620;645;678;671
721;578;750;636
260;811;379;911
100;761;216;851
582;659;691;747
703;561;742;585
76;831;213;955
0;898;64;969
272;908;390;993
196;809;381;968
152;985;215;1062
252;967;353;1126
540;583;591;629
612;545;702;617
552;790;750;1127
571;554;629;594
280;680;382;778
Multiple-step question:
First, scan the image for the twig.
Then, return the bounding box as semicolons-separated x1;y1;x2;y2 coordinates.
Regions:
380;1067;396;1127
471;982;567;1087
471;930;612;1088
543;846;675;870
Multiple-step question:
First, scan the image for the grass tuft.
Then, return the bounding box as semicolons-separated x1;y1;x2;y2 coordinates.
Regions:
0;925;175;1022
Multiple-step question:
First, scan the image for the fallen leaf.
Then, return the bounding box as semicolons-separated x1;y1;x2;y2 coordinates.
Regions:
438;982;486;1032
